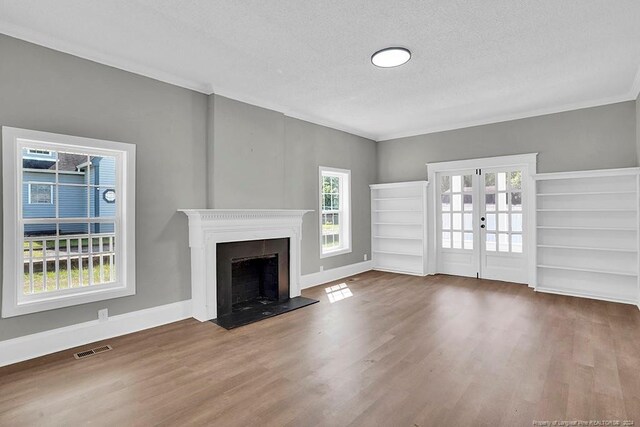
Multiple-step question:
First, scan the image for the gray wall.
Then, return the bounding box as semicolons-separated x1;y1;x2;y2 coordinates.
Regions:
637;93;640;166
377;102;637;182
0;35;208;340
211;95;377;274
0;35;375;341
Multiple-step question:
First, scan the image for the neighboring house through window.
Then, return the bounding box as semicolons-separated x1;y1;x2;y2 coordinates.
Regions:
2;127;136;317
319;166;351;258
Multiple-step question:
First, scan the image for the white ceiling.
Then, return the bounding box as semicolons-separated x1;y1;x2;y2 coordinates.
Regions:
1;0;640;141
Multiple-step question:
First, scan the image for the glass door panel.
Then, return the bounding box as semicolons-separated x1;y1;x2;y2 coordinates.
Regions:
479;168;527;283
437;170;479;278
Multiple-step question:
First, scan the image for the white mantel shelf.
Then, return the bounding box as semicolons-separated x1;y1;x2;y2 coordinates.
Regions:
179;209;312;321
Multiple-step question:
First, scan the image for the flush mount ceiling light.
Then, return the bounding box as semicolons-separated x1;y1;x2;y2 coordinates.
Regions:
371;47;411;68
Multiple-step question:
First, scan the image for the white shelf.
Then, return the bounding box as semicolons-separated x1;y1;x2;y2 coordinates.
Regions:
373;197;421;201
373;266;424;276
535;286;638;305
373;235;423;240
537;209;636;213
537;264;637;277
537;191;636;197
537;226;637;231
373;222;423;226
537;244;637;253
534;169;640;306
373;250;422;257
371;181;428;276
373;209;422;213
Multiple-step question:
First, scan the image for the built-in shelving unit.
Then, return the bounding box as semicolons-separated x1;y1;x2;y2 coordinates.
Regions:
534;168;640;306
370;181;429;276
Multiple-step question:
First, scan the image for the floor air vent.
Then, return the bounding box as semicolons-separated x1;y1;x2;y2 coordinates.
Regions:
74;345;113;360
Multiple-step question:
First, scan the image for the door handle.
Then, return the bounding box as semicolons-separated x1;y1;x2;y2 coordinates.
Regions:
480;224;485;229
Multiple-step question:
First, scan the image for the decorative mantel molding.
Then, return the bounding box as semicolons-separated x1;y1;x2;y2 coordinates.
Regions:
179;209;312;321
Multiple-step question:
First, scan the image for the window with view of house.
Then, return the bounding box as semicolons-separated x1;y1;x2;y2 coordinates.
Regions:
319;166;351;258
2;127;136;317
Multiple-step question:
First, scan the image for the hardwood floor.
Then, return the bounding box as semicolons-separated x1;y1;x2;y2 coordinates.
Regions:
1;271;640;426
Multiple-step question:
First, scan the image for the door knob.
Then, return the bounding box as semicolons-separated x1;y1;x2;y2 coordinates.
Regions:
480;224;485;229
481;217;485;221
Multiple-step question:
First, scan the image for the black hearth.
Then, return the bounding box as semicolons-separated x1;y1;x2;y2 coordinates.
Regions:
213;238;317;329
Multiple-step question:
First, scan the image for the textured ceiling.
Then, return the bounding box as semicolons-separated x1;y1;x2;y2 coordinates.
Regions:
1;0;640;141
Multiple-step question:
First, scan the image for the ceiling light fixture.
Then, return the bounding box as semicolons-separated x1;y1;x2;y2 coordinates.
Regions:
371;47;411;68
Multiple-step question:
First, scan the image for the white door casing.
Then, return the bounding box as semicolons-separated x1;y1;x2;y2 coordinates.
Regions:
428;154;537;284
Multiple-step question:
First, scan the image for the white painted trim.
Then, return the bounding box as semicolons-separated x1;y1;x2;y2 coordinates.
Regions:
300;260;373;289
427;153;538;174
3;20;636;143
372;267;426;276
0;300;192;367
179;209;311;321
0;21;213;94
533;167;640;180
319;166;352;259
378;94;637;141
0;23;379;141
2;127;136;318
535;287;638;306
369;181;429;190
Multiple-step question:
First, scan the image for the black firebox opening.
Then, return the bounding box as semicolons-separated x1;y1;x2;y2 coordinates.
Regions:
216;238;290;319
231;254;279;305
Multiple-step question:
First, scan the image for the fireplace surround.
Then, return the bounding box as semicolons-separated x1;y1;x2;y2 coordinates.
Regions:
179;209;312;321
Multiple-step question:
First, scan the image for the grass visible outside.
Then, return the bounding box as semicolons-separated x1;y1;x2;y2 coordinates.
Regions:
322;223;340;234
23;258;114;295
23;239;112;259
24;239;89;250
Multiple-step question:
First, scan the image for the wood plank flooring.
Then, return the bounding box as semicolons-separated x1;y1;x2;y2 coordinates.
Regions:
1;271;640;426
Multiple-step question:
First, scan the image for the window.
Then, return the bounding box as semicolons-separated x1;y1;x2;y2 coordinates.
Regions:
28;184;54;204
2;127;136;317
319;166;351;257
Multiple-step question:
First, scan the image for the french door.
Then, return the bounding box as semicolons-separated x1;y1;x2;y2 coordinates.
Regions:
436;164;529;284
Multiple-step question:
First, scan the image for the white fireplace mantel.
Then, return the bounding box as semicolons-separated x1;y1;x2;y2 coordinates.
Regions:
179;209;312;321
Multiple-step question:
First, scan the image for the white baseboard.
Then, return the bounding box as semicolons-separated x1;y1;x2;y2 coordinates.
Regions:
0;300;192;367
300;260;373;290
535;287;638;306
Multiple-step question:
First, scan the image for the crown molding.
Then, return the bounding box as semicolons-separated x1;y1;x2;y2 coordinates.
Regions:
211;88;378;141
0;22;212;94
376;92;638;142
2;23;638;143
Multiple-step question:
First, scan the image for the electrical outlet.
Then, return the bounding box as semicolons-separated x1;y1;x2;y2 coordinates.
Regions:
320;265;324;272
98;308;108;322
364;254;368;261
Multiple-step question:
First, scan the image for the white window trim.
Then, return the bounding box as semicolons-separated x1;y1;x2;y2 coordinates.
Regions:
319;166;352;258
2;127;136;318
28;183;54;205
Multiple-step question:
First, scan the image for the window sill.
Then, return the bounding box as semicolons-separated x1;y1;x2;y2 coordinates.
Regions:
2;283;135;318
320;247;352;259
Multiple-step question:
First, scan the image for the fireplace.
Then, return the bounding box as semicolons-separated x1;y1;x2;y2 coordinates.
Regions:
216;238;289;317
179;209;316;325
